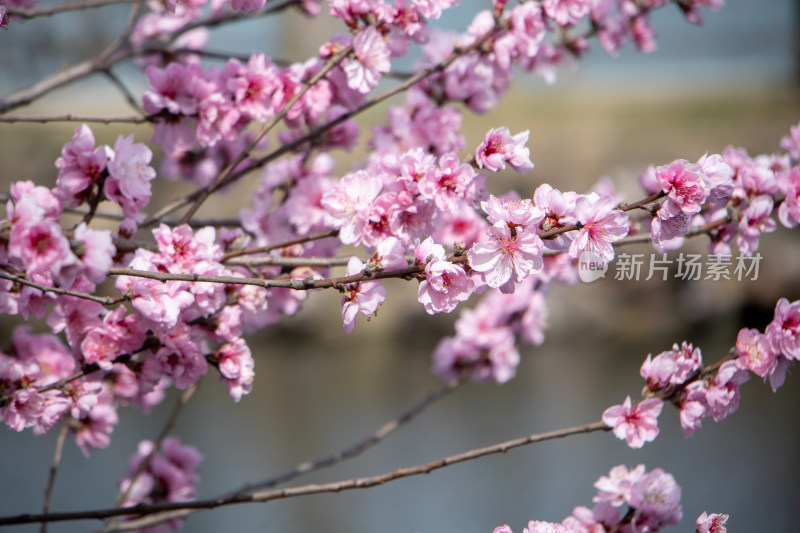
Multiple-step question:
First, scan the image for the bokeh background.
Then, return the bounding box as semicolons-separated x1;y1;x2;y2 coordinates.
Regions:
1;0;800;532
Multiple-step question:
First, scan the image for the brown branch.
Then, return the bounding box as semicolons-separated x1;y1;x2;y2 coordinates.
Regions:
221;229;339;261
0;271;123;306
7;0;140;19
0;420;611;527
0;115;148;124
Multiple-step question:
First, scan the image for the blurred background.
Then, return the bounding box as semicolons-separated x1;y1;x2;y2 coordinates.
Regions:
1;0;800;532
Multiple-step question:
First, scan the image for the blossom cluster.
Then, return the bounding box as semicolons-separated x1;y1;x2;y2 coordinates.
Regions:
493;464;728;533
117;437;202;532
602;297;799;449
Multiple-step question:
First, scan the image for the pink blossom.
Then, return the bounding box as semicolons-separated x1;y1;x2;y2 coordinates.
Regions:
523;521;571;533
656;159;710;215
73;396;118;456
119;437;202;511
764;297;800;360
640;341;702;392
568;195;629;262
418;258;475;314
475;127;534;173
781;122;800;161
231;0;267;14
432;330;520;384
482;194;544;228
696;511;729;533
468;222;544;291
341;257;386;333
73;223;115;283
602;396;663;448
321;170;383;245
628;467;683;530
736;195;776;256
8;219;77;286
344;27;391;94
593;463;646;508
542;0;591;26
370;236;408;271
214;339;254;402
705;360;749;422
777;165;800;228
735;328;777;378
418;152;479;211
54;124;109;205
432;202;488;249
631;14;657;52
1;388;44;432
679;381;708;437
155;325;209;389
108;134;156;200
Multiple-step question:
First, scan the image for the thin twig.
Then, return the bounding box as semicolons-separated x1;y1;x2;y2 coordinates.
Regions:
0;420;611;527
8;0;140;19
0;270;123;306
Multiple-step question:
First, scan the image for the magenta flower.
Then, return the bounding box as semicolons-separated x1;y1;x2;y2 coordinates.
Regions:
602;396;663;448
640;341;702;392
474;127;534;173
568;195;629;262
656;159;710;214
628;467;683;530
321;170;382;245
737;194;776;256
343;26;391;94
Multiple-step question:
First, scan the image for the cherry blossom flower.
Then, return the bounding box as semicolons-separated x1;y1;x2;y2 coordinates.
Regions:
736;194;776;256
568;195;629;262
705;360;749;422
696;511;729;533
418;257;475;314
344;26;391;94
468;221;544;291
543;0;591;26
735;327;777;379
602;396;663;448
777;165;800;228
54;124;109;206
780;122;800;161
655;159;710;215
214;339;254;402
765;298;800;359
321;170;383;245
640;341;702;392
628;467;683;530
679;381;708;437
341;257;386;333
474;127;534;173
119;437;202;519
